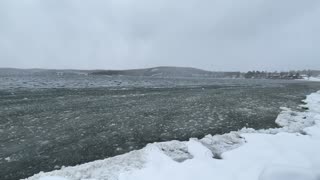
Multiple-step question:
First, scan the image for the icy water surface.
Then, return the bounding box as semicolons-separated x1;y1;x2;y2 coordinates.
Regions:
1;72;320;180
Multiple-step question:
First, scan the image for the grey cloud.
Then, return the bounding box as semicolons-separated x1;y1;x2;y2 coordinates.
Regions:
0;0;320;71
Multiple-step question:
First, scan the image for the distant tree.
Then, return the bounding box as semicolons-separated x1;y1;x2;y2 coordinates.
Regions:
307;70;312;79
244;71;254;79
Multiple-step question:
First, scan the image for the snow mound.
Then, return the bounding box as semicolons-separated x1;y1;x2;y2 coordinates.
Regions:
25;149;146;180
25;91;320;180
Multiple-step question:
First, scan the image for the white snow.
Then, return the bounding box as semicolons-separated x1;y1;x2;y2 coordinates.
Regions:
39;177;69;180
4;157;11;162
25;91;320;180
308;77;320;82
300;76;320;82
259;165;318;180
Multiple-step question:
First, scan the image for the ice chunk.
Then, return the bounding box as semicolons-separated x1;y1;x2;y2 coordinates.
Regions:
199;132;245;159
154;140;193;162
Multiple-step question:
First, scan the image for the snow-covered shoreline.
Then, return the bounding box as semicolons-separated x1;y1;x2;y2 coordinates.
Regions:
25;91;320;180
297;76;320;82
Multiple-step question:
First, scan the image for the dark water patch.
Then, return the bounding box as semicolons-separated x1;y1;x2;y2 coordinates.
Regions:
1;78;320;180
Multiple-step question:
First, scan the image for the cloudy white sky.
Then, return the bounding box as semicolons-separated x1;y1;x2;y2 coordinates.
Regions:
0;0;320;71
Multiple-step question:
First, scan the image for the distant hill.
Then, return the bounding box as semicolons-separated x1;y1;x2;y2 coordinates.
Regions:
0;68;89;76
90;66;239;78
0;66;241;78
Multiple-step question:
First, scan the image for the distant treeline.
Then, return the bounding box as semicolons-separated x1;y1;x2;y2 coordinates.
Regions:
242;70;320;79
90;68;320;80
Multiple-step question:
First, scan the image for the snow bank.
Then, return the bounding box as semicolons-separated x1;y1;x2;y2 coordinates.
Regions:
308;77;320;82
299;76;320;82
25;91;320;180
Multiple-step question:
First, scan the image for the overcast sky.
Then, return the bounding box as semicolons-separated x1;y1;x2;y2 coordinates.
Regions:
0;0;320;71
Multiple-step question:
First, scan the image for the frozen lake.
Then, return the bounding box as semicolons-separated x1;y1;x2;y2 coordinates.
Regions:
1;71;320;180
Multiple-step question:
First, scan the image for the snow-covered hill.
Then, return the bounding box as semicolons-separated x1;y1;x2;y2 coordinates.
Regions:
90;66;228;78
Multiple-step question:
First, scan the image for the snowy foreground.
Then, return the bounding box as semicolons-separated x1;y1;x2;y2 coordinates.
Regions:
25;91;320;180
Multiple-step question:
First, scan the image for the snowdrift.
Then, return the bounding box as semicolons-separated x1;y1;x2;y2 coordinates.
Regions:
25;91;320;180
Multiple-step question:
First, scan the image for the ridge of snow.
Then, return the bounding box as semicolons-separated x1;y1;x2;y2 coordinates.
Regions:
25;91;320;180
